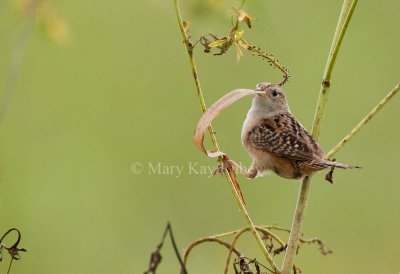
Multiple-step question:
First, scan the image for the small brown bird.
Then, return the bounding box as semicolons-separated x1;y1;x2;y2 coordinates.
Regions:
227;82;358;181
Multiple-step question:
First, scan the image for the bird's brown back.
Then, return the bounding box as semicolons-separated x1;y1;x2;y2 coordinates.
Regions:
247;111;325;162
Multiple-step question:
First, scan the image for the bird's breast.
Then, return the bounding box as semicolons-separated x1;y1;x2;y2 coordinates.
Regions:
243;137;305;180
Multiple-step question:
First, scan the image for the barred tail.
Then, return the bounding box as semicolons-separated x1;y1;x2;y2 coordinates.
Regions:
319;160;361;169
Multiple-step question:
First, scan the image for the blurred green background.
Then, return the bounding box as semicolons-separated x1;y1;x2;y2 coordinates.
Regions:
0;0;399;273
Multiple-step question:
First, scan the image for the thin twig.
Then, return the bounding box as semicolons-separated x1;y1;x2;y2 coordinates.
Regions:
299;237;332;256
281;1;358;273
174;0;278;271
0;228;27;274
185;225;321;274
224;227;286;274
211;224;291;239
182;237;242;270
144;223;187;274
326;83;400;159
165;223;188;274
6;258;14;274
240;39;290;86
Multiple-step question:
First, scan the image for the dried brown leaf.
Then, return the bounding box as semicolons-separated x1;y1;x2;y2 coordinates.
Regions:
235;8;256;29
193;88;265;157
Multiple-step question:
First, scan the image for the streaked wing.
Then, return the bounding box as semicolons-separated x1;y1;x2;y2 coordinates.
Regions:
248;112;324;161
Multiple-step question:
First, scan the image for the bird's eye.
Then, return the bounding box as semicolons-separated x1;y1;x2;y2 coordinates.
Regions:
272;90;278;97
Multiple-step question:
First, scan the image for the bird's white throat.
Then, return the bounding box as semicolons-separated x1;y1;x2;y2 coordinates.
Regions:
248;95;289;119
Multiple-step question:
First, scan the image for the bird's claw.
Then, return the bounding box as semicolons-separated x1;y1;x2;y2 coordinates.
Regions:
212;158;232;176
212;164;225;176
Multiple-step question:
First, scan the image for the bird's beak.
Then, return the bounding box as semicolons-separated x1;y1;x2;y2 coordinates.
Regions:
254;82;272;95
254;88;266;96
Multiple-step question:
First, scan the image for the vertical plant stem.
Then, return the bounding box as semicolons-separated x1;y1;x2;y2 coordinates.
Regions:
174;0;277;270
281;176;311;274
312;0;359;140
7;258;14;274
281;1;358;273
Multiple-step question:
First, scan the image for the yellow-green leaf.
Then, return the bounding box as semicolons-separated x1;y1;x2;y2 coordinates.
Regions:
233;30;244;41
234;44;243;61
208;39;227;48
237;38;249;49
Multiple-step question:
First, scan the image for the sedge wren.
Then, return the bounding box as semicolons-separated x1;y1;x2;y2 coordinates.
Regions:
227;82;358;180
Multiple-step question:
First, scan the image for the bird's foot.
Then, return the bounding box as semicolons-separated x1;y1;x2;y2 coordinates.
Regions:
212;157;257;179
212;162;226;176
211;156;231;176
227;159;257;179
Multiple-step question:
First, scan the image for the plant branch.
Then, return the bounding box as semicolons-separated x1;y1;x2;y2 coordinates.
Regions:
211;224;291;239
240;39;290;86
164;223;187;274
326;83;400;159
280;176;311;274
6;258;14;274
184;225;327;274
312;0;359;140
182;237;243;269
224;226;287;274
144;223;187;274
174;0;278;271
281;1;358;273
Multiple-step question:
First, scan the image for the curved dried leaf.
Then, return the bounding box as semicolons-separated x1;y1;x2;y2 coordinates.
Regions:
194;88;265;157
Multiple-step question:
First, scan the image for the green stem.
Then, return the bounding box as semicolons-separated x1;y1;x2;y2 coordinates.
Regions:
281;1;358;273
7;258;14;274
326;83;400;159
312;0;359;140
280;176;312;274
174;0;278;271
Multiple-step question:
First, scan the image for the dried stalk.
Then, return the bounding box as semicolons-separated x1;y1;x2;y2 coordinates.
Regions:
174;0;278;271
6;259;14;274
224;226;286;274
182;237;242;269
240;39;290;86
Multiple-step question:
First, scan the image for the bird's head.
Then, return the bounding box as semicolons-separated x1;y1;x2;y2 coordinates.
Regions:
253;82;289;113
